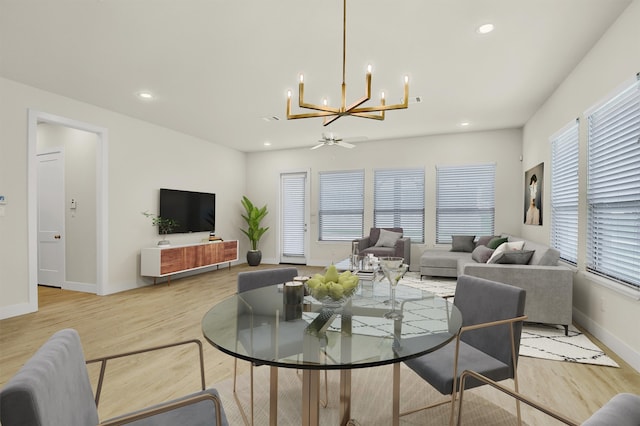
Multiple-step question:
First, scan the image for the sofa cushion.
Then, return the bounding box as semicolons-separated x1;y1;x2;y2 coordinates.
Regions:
375;229;403;248
471;245;495;263
487;237;508;249
369;227;403;246
507;236;560;266
361;246;396;258
493;249;535;265
475;235;497;248
451;235;476;253
487;241;525;263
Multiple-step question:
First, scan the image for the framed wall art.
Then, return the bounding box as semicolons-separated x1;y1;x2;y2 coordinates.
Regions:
524;162;543;226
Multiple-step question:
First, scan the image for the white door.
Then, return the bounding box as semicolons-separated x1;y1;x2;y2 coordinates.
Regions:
280;171;309;264
37;151;65;287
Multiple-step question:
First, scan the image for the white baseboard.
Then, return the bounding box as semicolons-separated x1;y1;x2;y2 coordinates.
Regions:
0;301;37;320
573;307;640;373
64;281;97;293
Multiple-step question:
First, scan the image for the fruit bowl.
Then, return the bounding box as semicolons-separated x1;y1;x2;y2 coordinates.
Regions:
305;266;360;309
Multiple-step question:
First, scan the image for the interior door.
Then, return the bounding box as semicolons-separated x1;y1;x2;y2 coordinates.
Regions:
280;171;309;264
37;151;65;287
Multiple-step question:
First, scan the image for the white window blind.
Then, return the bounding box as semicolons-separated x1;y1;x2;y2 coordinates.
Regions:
319;170;364;241
281;173;306;257
436;163;496;244
373;168;425;243
587;76;640;289
551;121;580;264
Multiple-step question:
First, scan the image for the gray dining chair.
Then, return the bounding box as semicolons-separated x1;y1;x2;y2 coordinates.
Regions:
401;274;527;426
0;328;227;426
235;267;298;425
457;370;640;426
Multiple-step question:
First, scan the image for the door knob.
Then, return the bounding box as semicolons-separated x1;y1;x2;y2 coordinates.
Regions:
54;235;61;239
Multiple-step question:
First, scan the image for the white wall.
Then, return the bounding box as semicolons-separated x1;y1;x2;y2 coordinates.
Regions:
246;128;523;268
521;0;640;370
0;77;247;318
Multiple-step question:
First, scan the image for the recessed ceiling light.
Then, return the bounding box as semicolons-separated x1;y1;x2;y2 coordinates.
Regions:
459;121;471;127
263;141;272;146
137;91;154;100
476;23;495;34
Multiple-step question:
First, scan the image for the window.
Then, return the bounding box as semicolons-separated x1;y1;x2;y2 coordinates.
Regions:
373;168;425;243
587;76;640;289
436;163;496;244
550;120;579;264
318;170;364;241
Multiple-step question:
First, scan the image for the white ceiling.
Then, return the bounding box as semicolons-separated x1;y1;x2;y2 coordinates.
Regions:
0;0;632;152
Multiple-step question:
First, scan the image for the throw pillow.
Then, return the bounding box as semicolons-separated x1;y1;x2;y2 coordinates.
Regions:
451;235;476;253
475;235;497;248
471;245;495;263
374;229;403;248
487;236;508;250
486;240;526;263
494;250;535;265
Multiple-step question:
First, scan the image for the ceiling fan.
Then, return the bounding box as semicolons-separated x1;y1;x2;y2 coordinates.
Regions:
311;133;357;150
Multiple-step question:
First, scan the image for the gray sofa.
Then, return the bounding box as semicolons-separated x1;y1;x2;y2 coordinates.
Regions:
420;235;573;334
354;227;412;265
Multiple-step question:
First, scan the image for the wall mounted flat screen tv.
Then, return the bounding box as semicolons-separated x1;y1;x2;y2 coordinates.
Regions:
159;188;215;234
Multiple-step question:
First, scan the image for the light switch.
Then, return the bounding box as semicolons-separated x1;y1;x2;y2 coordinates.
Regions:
71;199;77;209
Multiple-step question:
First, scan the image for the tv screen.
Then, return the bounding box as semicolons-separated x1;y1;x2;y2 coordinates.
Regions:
159;188;215;234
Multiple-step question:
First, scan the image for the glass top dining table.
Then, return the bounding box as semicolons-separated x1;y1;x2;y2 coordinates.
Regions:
201;279;462;426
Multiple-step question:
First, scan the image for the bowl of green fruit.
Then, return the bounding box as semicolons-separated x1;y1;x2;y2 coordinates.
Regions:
305;264;360;308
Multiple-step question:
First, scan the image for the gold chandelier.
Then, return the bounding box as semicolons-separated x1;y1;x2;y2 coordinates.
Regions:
286;0;409;126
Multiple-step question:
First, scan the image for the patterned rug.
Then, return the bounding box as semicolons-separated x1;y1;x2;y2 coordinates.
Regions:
398;273;619;368
215;364;526;425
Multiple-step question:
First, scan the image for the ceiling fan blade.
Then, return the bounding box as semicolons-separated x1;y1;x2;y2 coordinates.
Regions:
311;142;325;150
336;141;355;148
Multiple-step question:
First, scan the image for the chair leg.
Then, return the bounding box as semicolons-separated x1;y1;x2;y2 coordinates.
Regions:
232;358;254;426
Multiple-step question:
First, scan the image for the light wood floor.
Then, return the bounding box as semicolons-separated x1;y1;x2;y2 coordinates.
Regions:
1;264;638;424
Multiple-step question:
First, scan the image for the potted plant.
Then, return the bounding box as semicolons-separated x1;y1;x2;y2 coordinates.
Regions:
142;211;179;246
240;196;269;266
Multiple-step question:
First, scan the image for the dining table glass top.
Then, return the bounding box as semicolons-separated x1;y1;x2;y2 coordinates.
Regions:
201;280;462;370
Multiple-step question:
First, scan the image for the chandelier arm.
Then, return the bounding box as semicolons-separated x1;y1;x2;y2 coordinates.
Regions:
350;111;385;120
323;114;343;126
288;111;339;120
351;102;408;113
298;82;341;113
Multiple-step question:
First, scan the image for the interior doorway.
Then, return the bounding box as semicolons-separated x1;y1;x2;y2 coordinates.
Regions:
27;110;108;311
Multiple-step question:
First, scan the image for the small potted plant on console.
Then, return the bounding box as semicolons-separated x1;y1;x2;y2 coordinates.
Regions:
142;211;178;246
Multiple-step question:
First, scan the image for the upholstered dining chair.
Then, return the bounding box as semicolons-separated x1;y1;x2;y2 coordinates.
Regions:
457;370;640;426
234;267;329;425
401;274;527;426
0;328;227;426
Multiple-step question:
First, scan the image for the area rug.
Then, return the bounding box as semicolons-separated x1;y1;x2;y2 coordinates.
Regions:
398;273;619;368
214;363;525;425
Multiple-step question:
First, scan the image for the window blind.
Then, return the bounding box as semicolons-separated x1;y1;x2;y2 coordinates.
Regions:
373;168;425;243
436;163;496;244
550;121;579;264
587;77;640;289
319;170;364;241
281;173;306;257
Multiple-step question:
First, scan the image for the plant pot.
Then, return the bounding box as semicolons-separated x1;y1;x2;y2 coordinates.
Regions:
157;239;171;246
247;250;262;266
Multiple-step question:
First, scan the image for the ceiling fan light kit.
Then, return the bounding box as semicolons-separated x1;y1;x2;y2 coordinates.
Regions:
286;0;409;126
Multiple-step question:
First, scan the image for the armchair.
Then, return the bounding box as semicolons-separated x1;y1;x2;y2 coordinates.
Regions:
0;328;227;426
354;227;411;265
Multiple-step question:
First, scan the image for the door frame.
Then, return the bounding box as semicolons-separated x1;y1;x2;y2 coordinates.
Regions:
27;109;109;310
